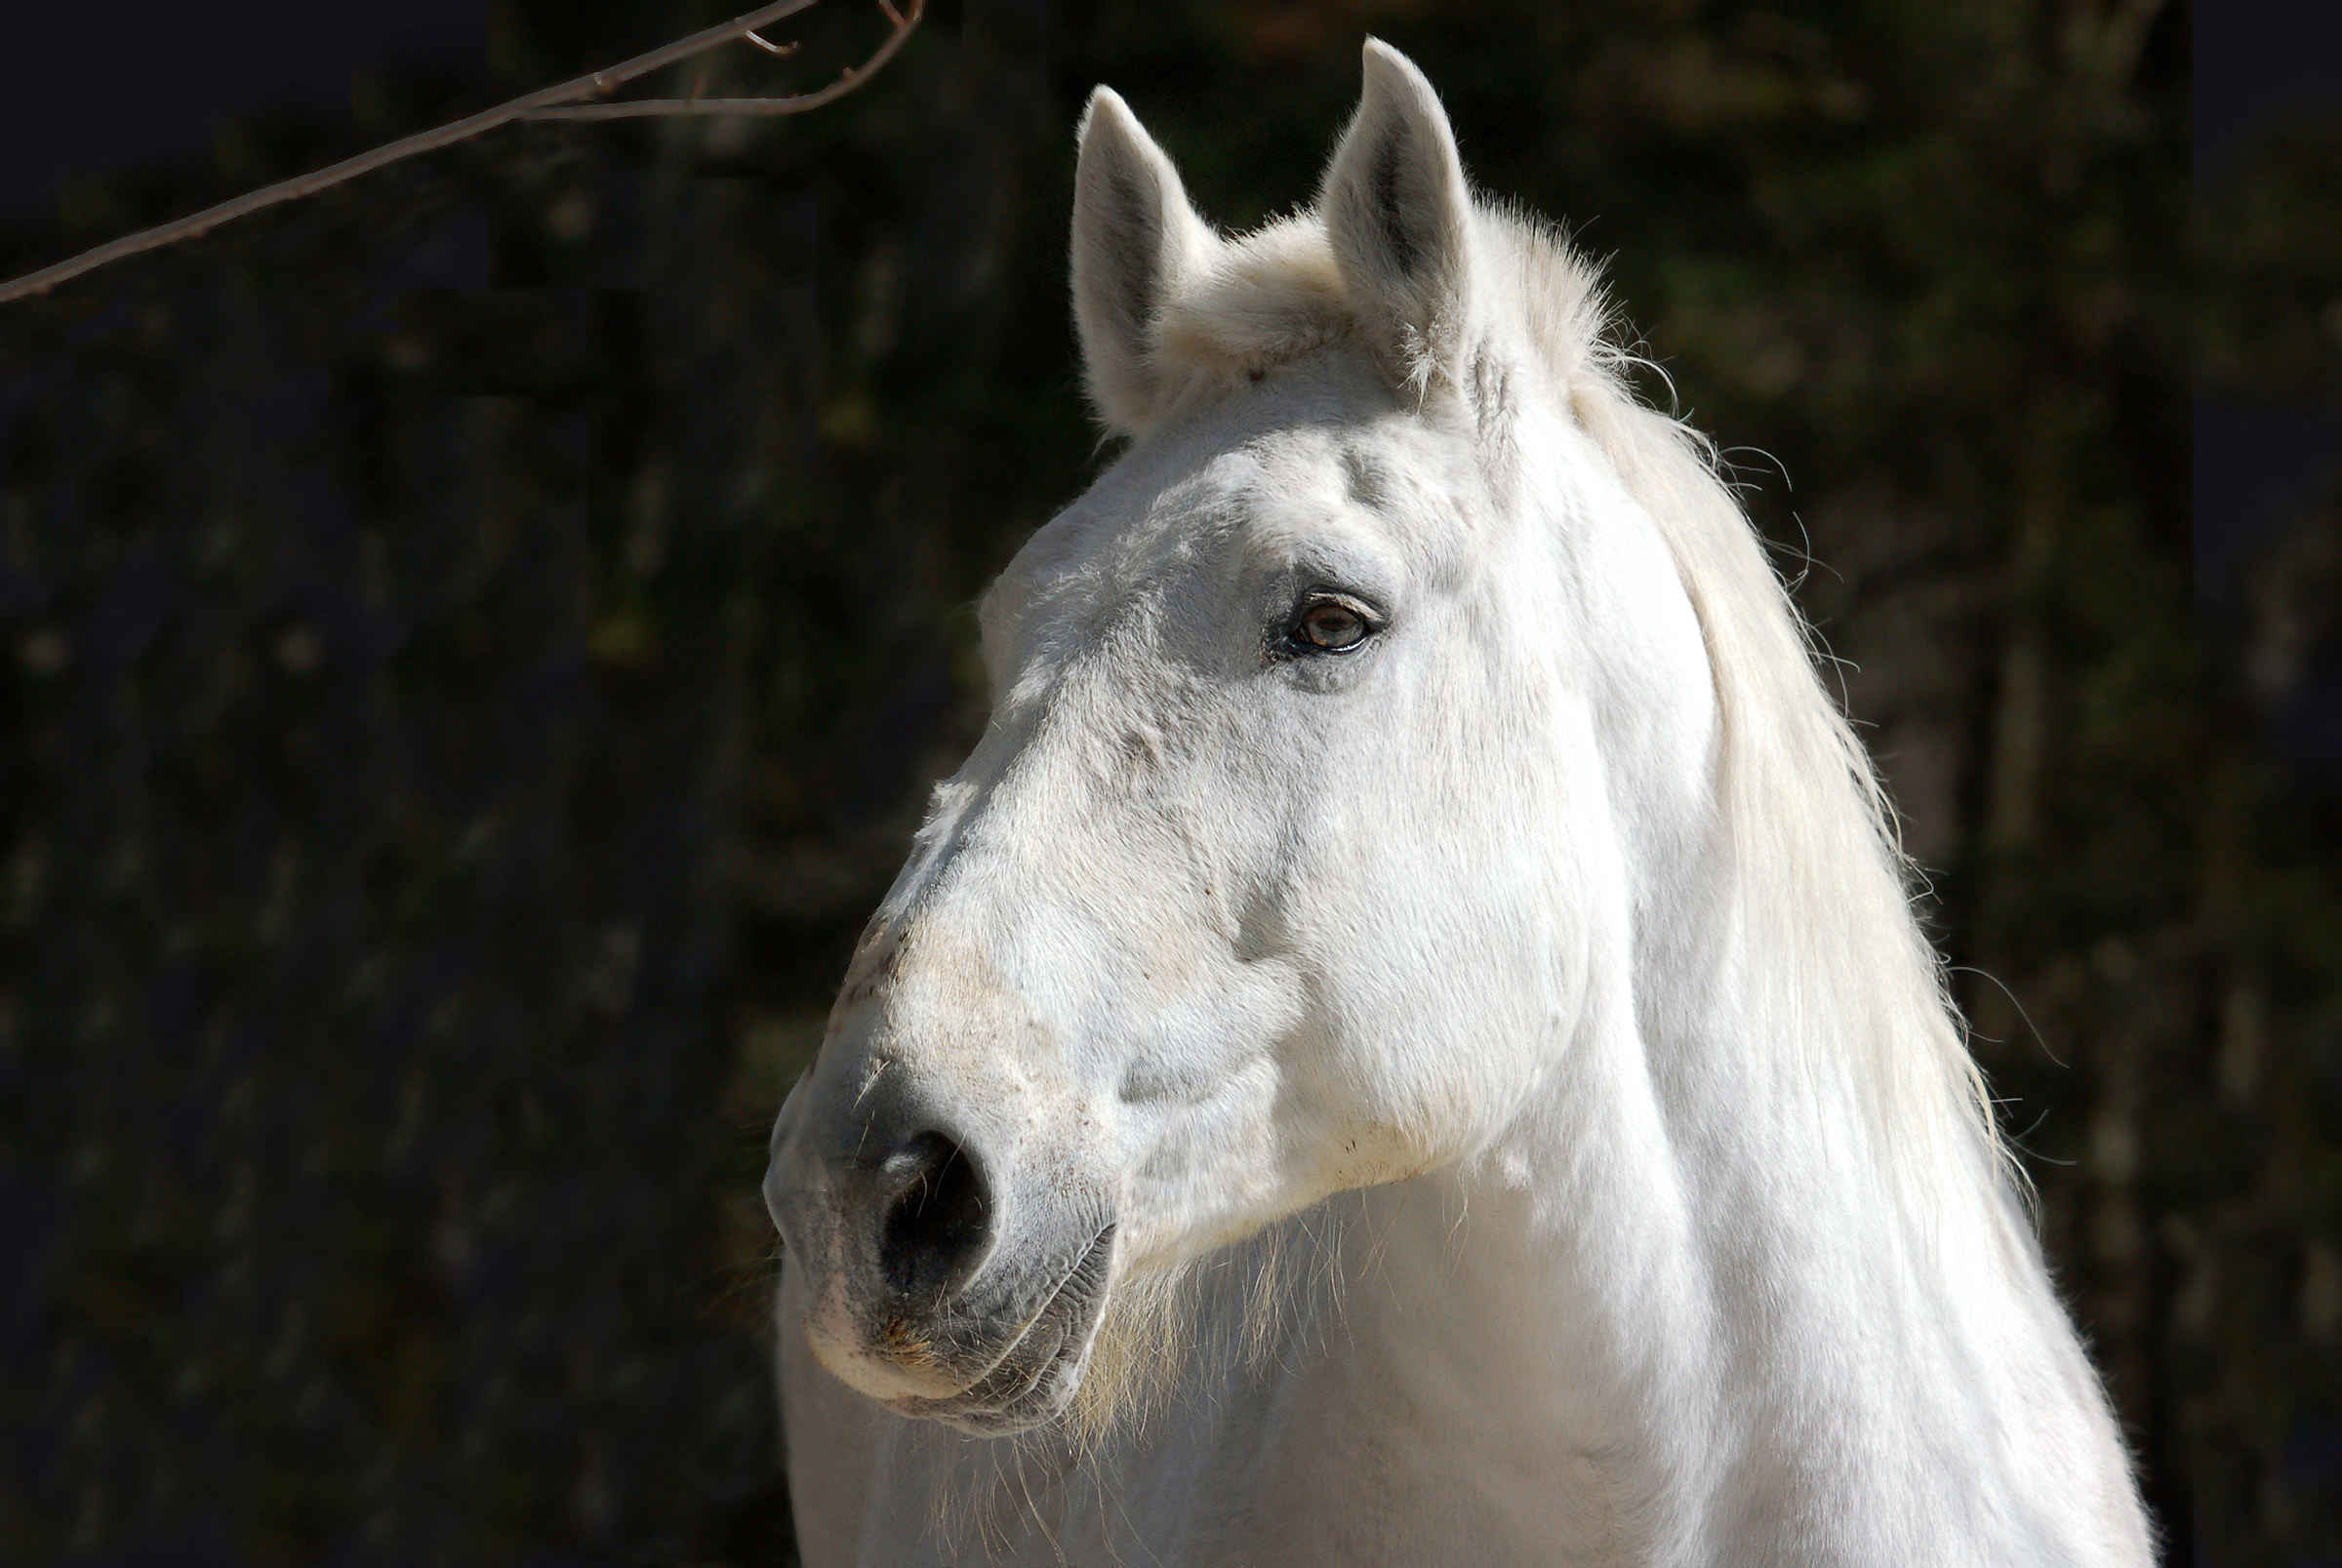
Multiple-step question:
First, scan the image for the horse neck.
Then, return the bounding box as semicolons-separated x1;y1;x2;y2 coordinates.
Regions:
1322;800;2123;1562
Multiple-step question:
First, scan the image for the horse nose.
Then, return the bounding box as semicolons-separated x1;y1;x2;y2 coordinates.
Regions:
874;1130;992;1301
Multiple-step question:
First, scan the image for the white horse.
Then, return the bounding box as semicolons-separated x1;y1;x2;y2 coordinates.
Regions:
765;41;2153;1566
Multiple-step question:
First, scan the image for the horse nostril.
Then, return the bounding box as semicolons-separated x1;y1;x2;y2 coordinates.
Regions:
877;1132;991;1300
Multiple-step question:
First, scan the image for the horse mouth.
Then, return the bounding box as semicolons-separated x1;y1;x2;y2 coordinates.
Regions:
884;1225;1114;1435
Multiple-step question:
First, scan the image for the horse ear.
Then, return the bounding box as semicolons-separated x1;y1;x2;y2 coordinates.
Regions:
1320;40;1479;394
1071;88;1216;435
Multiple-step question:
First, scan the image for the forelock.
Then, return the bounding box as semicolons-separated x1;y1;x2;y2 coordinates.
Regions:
1151;206;1621;403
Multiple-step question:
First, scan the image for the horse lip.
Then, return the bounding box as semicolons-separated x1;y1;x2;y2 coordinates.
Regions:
886;1224;1114;1432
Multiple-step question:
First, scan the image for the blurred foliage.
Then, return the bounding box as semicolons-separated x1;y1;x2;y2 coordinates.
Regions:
0;0;2338;1562
2201;121;2342;396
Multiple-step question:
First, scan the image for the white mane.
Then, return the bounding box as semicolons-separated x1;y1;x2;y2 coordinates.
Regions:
1151;205;2007;1220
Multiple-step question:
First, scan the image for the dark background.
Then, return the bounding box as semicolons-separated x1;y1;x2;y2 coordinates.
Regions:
0;1;2334;1563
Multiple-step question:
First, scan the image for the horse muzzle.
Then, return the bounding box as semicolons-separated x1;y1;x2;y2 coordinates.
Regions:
765;1069;1118;1435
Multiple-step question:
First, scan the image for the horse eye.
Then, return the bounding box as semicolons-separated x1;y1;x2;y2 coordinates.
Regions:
1291;599;1372;653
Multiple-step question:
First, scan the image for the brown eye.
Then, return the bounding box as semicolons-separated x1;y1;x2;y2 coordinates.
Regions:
1291;598;1372;653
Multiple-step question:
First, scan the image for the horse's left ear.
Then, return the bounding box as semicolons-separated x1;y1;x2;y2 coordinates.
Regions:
1071;87;1218;435
1321;40;1480;396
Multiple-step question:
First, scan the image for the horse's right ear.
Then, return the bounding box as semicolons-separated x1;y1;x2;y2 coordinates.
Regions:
1071;88;1216;435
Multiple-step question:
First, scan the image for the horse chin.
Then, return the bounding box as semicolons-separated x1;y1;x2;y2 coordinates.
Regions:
886;1224;1114;1437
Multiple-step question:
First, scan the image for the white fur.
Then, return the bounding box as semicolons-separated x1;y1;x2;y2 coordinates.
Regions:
776;39;2152;1565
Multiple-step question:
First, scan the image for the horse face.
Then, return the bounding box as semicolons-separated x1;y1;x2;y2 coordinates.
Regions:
766;44;1701;1433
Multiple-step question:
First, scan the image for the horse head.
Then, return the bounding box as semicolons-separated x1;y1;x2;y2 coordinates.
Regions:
764;41;1719;1435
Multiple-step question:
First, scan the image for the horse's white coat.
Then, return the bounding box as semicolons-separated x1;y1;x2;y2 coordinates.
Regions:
773;41;2153;1566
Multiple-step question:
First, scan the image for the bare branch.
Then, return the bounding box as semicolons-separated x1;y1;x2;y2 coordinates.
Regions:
744;29;800;58
0;0;922;306
527;1;920;123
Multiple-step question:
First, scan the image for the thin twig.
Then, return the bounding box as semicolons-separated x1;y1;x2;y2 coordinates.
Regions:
744;29;799;57
0;0;920;305
525;4;919;122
